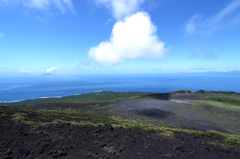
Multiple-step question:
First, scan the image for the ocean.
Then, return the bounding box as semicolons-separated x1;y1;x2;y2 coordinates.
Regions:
1;72;240;102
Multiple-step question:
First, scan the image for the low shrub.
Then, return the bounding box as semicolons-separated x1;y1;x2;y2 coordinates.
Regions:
170;90;192;95
143;127;159;133
158;131;174;138
195;131;226;140
223;136;240;148
12;115;25;121
52;119;65;123
194;90;205;94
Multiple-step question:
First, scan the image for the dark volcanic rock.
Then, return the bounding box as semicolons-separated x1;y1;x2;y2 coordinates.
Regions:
0;115;240;159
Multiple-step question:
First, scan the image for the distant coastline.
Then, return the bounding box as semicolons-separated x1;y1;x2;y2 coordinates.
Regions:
1;73;240;102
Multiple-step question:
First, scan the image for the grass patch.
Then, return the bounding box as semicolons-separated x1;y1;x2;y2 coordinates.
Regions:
95;104;117;110
52;119;65;123
11;112;27;121
170;90;192;95
86;104;100;108
195;91;240;106
158;131;174;139
195;131;226;140
190;100;240;134
205;97;240;106
11;112;36;124
0;106;23;116
69;121;95;127
12;115;26;121
34;108;112;122
223;136;240;148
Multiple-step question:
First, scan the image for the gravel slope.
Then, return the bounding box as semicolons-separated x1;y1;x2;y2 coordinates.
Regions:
110;93;233;134
1;115;240;159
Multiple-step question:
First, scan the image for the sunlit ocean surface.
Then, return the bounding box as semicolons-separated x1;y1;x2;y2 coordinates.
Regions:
1;73;240;102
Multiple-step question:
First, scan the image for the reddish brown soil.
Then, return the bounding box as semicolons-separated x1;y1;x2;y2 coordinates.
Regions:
1;114;240;159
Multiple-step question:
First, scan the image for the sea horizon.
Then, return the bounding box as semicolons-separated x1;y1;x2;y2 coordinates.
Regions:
1;72;240;103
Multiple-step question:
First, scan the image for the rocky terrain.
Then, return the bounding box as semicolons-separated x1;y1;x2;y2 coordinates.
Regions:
1;113;240;159
1;91;240;158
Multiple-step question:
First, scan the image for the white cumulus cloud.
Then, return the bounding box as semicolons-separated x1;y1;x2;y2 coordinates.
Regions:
185;0;240;36
89;0;168;67
46;67;58;73
0;0;75;14
95;0;145;20
88;12;167;67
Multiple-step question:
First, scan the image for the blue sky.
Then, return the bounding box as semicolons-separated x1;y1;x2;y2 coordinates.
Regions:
0;0;240;76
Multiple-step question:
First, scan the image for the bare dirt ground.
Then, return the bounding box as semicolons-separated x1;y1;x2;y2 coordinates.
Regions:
109;93;232;134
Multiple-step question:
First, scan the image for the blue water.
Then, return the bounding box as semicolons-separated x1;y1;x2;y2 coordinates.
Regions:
1;73;240;102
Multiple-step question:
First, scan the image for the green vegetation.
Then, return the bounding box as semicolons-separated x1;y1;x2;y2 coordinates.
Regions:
189;90;240;135
207;91;238;95
2;91;150;105
194;90;205;94
158;131;174;139
195;130;226;140
207;97;240;106
194;90;239;95
12;113;26;121
190;100;240;134
170;90;192;94
198;93;240;106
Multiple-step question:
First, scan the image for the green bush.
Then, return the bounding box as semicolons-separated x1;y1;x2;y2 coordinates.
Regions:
224;137;240;148
170;90;192;95
144;127;159;133
194;90;205;94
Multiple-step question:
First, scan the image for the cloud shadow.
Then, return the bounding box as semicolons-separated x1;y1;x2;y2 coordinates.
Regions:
135;108;175;119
